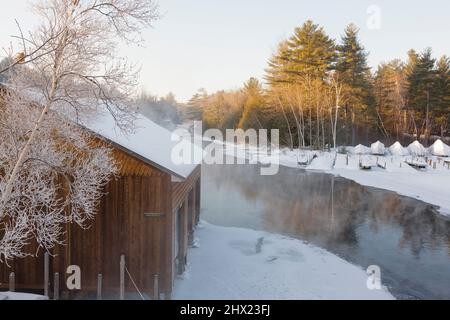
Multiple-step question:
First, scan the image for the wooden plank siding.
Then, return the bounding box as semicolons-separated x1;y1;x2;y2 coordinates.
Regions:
172;166;201;211
51;173;171;292
0;138;201;299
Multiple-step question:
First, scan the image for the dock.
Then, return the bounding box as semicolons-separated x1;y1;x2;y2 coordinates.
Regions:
405;159;427;169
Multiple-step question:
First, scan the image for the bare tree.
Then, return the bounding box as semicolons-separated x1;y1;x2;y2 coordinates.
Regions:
0;0;158;262
329;73;343;149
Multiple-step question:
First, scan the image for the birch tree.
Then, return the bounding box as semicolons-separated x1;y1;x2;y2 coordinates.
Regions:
0;0;158;262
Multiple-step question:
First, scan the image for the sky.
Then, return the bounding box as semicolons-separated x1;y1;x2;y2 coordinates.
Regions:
0;0;449;102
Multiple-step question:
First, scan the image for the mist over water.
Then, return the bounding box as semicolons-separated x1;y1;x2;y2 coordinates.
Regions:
201;161;450;299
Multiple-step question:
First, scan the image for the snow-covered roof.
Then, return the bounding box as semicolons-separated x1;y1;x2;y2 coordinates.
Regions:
371;141;385;155
429;139;450;157
389;141;410;156
408;140;427;156
84;111;200;180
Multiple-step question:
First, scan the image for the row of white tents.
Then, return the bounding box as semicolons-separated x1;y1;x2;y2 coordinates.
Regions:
353;139;450;157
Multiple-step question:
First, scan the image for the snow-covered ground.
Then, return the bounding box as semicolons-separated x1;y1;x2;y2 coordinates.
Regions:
0;291;47;300
173;222;393;300
274;149;450;217
174;139;448;300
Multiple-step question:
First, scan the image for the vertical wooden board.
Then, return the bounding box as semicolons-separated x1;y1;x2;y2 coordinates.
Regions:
140;176;150;291
191;186;196;231
102;177;121;289
163;174;174;294
0;242;45;290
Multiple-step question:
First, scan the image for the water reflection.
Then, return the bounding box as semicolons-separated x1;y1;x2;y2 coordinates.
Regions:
202;163;450;299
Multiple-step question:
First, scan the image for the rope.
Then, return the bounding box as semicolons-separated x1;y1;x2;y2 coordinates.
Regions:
124;265;146;300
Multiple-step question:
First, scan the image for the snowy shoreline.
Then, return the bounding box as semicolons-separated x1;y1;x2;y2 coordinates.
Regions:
212;139;450;217
176;140;448;300
273;150;450;217
173;222;393;300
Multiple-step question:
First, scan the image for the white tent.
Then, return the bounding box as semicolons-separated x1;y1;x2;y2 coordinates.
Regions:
354;144;371;155
389;141;410;156
429;139;450;157
407;140;427;157
371;141;386;155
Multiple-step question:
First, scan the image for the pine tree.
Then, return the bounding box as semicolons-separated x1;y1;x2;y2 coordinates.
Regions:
434;56;450;136
265;41;292;86
287;20;336;81
265;20;336;147
373;60;407;139
336;23;373;145
185;88;207;121
406;48;437;143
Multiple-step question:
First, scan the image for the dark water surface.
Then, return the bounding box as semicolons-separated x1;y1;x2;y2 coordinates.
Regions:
201;162;450;299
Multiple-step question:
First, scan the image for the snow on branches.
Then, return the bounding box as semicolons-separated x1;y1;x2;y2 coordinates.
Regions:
0;0;158;262
0;90;116;262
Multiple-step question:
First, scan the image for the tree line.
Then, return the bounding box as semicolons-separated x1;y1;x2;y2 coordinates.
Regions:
187;20;449;148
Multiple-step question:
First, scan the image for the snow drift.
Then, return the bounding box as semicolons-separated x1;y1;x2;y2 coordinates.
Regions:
408;140;427;156
371;141;386;155
389;142;410;156
429;139;450;157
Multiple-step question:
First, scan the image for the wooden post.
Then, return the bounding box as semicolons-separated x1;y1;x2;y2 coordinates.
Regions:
188;188;195;246
97;274;103;300
433;162;437;169
44;252;49;297
9;272;15;292
180;198;189;274
120;254;125;300
196;178;201;225
53;273;59;300
153;274;159;300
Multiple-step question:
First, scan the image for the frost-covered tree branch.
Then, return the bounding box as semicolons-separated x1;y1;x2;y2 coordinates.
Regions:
0;92;116;262
0;0;158;262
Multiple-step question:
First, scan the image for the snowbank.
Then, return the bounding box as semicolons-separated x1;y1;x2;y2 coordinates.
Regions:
354;144;371;155
173;222;393;300
429;139;450;157
371;141;386;155
408;140;427;157
0;292;47;300
307;153;334;170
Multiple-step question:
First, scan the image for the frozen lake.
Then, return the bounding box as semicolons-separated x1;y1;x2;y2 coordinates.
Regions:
201;162;450;299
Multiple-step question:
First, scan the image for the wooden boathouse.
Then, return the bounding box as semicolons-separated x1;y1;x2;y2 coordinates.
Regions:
0;113;201;299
